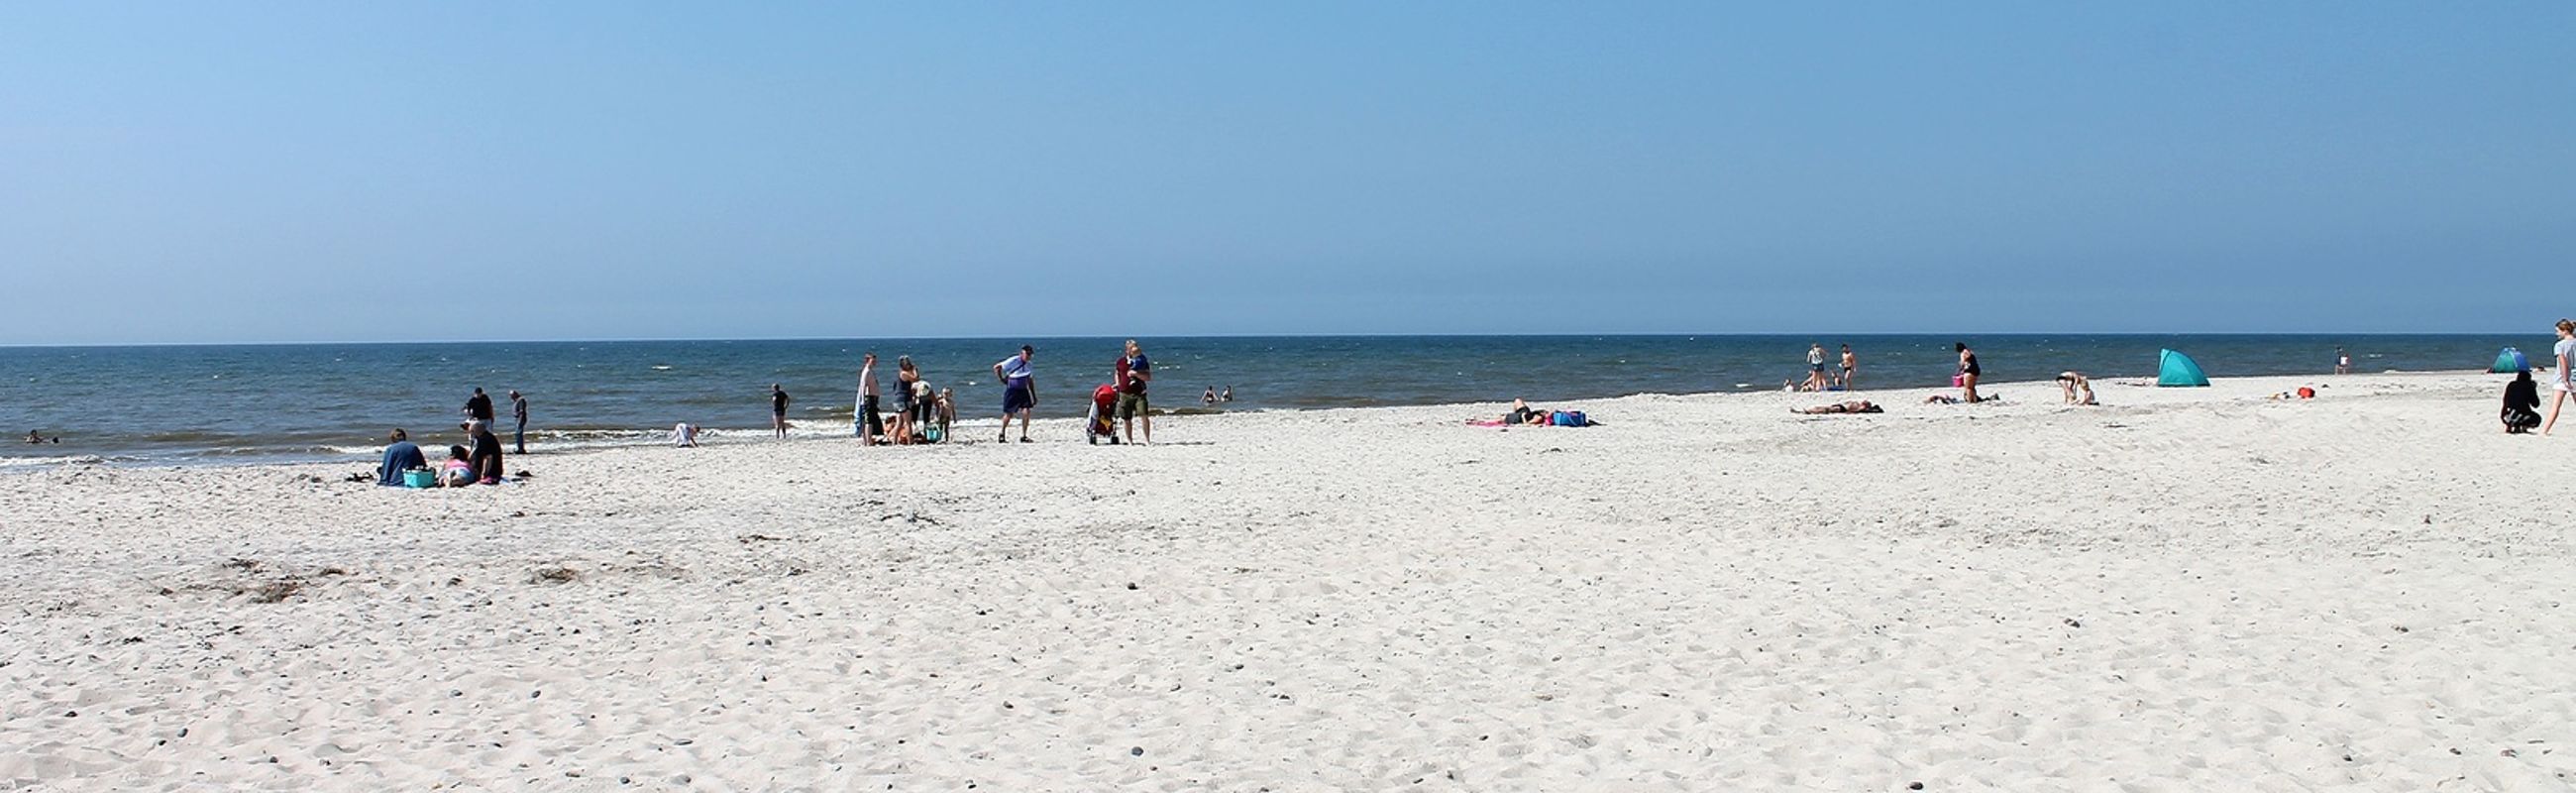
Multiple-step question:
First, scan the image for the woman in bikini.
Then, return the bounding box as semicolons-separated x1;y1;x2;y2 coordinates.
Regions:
1956;342;1982;403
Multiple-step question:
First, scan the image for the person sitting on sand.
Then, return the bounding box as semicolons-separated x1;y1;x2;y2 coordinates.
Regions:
1794;400;1882;414
377;429;426;487
468;422;505;485
2058;372;2097;405
439;445;477;487
2505;370;2543;434
672;422;699;447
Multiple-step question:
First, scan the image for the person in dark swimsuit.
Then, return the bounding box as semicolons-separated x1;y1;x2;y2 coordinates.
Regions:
1956;342;1983;403
771;384;791;438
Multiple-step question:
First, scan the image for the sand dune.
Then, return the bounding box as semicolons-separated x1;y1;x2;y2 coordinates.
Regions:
3;371;2572;790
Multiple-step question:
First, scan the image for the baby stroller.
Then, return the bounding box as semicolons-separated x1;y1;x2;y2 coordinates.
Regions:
1086;384;1122;445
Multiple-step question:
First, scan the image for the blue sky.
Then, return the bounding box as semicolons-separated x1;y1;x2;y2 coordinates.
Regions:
3;2;2569;343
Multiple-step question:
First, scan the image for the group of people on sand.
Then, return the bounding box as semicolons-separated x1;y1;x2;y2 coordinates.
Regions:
460;387;531;454
375;425;505;488
368;387;529;488
1801;341;2088;414
2507;318;2576;435
1785;343;1860;393
837;340;1166;446
854;353;957;445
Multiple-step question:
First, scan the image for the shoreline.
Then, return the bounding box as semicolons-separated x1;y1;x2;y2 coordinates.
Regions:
0;368;2503;475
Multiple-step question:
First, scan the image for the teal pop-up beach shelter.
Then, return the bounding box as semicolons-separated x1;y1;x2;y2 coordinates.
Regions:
2492;347;2530;374
2157;349;2209;387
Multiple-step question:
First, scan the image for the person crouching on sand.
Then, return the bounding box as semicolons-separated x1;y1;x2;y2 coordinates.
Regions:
2506;370;2544;434
2058;372;2096;405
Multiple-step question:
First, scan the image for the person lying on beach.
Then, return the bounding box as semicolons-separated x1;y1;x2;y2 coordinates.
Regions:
1474;400;1595;427
1793;400;1881;414
439;446;477;487
2058;372;2097;405
2504;370;2543;434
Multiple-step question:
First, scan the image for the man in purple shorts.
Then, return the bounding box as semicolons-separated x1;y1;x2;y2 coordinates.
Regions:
993;345;1037;442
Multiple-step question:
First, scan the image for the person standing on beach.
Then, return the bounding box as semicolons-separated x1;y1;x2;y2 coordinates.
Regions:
856;353;885;444
891;356;922;444
464;388;494;425
1956;342;1983;403
994;345;1037;443
771;384;791;438
2336;346;2351;376
2546;321;2576;435
1839;344;1856;390
1804;343;1827;392
508;391;528;454
1119;339;1153;444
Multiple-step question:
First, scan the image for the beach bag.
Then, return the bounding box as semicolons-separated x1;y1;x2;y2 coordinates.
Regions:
400;468;436;489
923;424;944;443
1551;410;1587;427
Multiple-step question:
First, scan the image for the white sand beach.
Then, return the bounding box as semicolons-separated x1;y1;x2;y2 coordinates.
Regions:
3;371;2572;791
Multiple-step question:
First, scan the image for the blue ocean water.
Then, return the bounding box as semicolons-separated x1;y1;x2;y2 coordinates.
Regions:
0;334;2534;467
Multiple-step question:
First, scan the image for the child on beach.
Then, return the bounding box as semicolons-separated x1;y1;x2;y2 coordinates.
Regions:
934;389;956;441
2058;372;2096;405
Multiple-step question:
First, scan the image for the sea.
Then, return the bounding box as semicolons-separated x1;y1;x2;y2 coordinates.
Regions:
0;334;2536;469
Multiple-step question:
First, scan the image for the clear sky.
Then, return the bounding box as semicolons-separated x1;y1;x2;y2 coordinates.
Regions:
3;3;2570;344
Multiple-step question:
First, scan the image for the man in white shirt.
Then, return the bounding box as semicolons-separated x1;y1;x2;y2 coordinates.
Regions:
993;345;1037;443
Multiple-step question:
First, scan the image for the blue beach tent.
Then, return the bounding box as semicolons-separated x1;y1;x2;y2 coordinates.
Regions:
2492;347;2530;374
2157;349;2210;387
